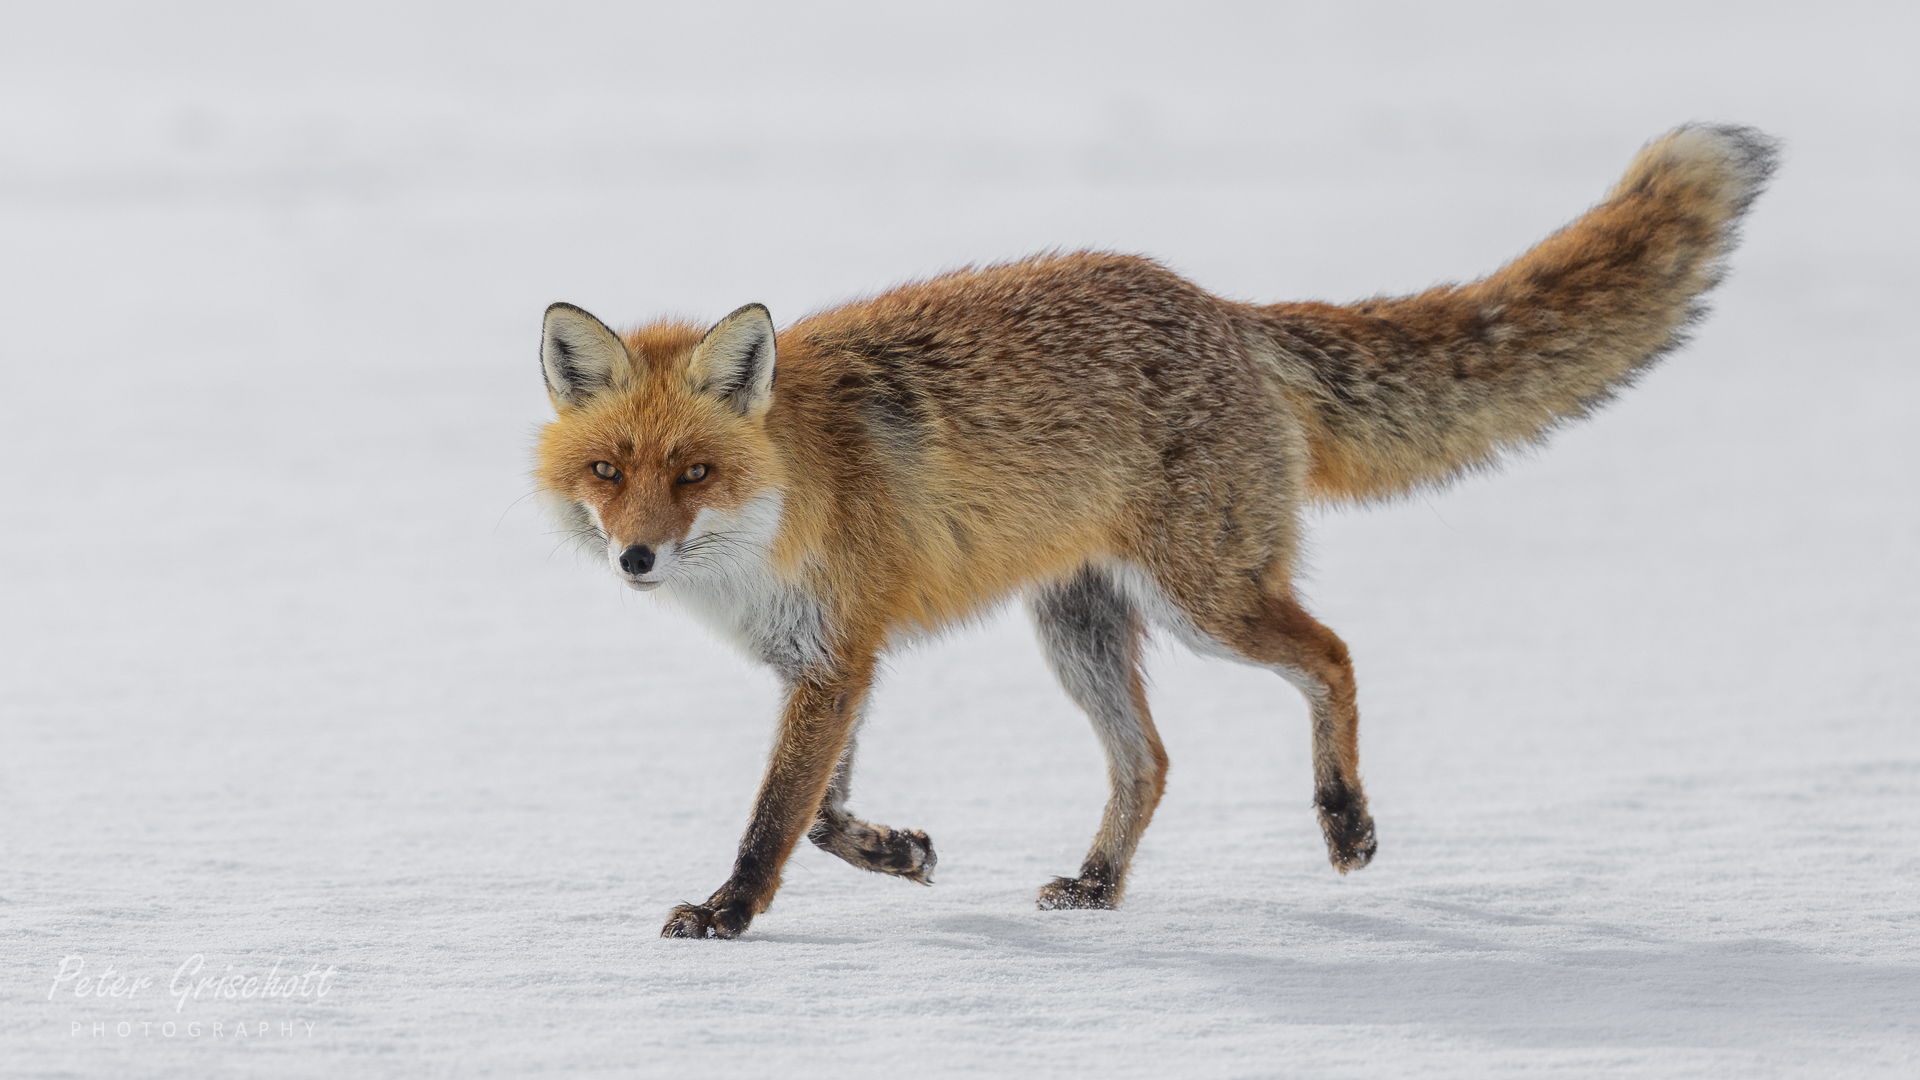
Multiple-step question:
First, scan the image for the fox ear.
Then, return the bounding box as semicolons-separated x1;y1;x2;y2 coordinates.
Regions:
542;303;634;409
688;303;776;418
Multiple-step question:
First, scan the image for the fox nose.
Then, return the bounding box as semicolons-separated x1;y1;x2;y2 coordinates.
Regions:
619;544;656;576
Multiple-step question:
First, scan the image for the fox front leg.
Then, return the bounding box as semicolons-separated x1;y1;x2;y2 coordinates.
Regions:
806;725;937;884
661;663;874;939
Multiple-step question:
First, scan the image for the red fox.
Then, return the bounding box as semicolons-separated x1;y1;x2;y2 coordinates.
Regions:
532;124;1777;938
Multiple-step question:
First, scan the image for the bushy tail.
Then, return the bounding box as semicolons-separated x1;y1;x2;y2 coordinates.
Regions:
1241;124;1780;504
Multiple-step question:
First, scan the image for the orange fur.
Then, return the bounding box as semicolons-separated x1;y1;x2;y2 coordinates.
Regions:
531;124;1777;938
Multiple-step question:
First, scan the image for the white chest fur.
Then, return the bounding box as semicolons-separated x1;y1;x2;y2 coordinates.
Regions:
657;493;830;679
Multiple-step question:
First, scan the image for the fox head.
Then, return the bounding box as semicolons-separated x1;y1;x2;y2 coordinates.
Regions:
533;302;786;591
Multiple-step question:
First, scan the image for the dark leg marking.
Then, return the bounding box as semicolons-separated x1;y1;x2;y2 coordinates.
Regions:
660;901;754;940
1198;588;1378;874
1037;853;1119;911
659;664;876;939
806;819;936;883
1029;566;1168;911
1315;774;1376;872
805;729;936;884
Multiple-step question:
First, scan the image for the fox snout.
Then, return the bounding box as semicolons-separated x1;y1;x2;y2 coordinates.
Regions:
619;545;656;576
613;540;668;590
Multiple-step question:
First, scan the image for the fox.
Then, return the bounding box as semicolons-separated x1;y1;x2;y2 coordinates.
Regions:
532;124;1777;939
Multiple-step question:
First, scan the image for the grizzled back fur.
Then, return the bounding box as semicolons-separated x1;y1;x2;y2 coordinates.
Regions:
533;123;1779;940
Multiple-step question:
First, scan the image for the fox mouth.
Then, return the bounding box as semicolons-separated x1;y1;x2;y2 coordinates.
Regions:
624;578;663;592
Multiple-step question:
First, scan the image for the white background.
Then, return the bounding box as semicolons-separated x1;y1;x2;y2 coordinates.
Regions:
2;2;1916;1076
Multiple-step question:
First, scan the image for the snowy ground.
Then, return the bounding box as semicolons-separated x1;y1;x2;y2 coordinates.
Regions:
3;2;1917;1076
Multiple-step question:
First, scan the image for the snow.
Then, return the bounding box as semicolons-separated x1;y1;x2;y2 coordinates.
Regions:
3;1;1917;1076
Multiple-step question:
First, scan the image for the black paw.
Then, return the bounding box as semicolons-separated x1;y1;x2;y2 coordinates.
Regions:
808;818;938;884
1036;874;1117;910
1316;782;1377;873
875;828;937;884
660;902;753;939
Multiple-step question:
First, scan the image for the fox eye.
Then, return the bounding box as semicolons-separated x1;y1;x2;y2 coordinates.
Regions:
678;463;709;485
591;461;622;482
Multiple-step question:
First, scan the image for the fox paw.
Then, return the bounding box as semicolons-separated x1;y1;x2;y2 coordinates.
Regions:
660;902;753;939
808;819;937;884
1317;782;1377;873
870;828;936;884
1036;875;1117;910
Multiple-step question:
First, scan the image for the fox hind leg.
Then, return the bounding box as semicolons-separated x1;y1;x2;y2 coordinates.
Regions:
806;724;937;884
1190;584;1376;872
1029;566;1170;910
